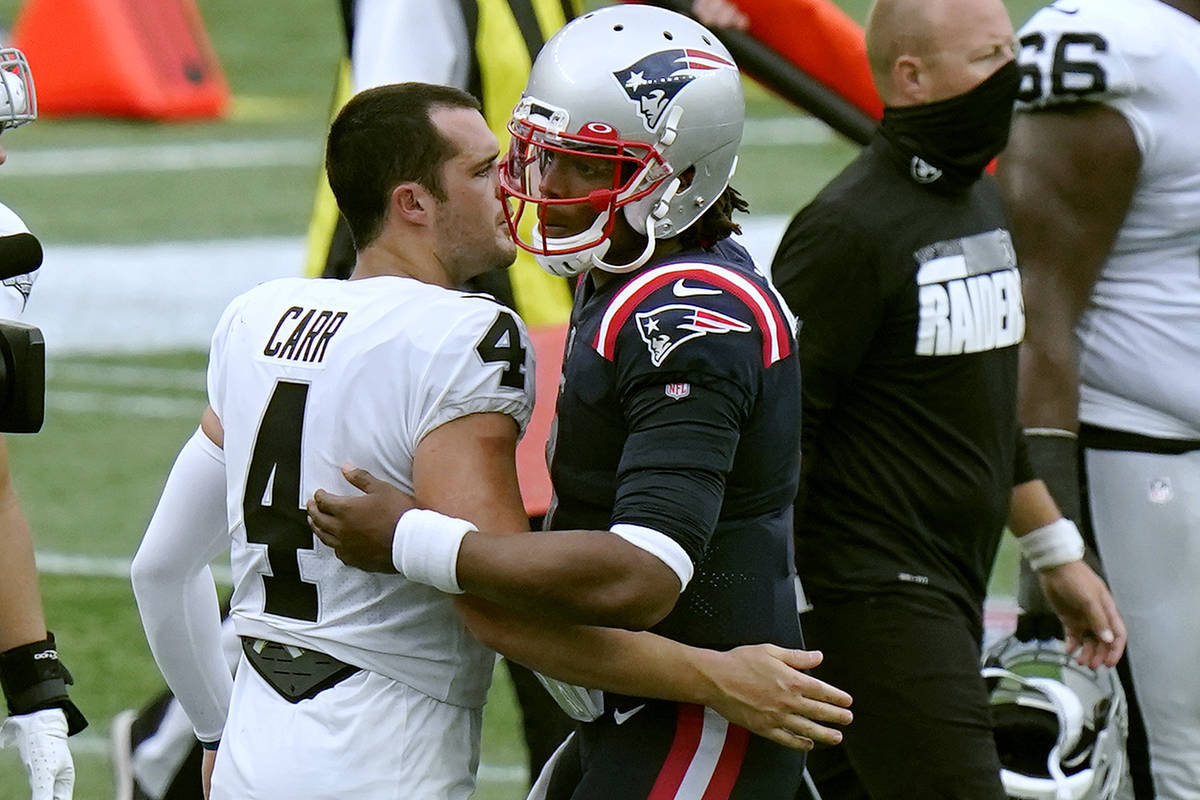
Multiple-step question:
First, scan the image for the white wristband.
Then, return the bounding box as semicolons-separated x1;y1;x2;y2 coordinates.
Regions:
1018;517;1086;571
391;509;477;594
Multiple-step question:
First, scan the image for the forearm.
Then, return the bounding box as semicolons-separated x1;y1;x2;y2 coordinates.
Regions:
1008;479;1064;536
1009;480;1084;571
0;499;45;653
134;565;231;742
131;428;232;742
456;596;717;705
0;435;45;652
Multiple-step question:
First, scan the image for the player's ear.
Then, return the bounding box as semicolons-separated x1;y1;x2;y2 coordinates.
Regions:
392;182;430;225
892;55;926;104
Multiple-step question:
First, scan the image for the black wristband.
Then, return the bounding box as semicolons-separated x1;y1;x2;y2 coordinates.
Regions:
0;632;88;735
1023;428;1082;522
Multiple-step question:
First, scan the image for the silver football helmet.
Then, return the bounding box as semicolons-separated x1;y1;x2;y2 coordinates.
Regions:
0;48;36;131
499;4;744;276
983;636;1127;800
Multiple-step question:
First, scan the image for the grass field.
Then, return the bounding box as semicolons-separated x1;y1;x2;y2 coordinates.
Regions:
0;1;1040;797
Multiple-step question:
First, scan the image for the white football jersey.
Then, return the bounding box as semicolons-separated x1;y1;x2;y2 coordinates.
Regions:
0;201;37;318
1016;0;1200;438
207;275;535;708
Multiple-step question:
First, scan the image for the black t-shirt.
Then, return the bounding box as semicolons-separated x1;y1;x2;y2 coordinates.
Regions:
547;239;804;652
773;132;1025;607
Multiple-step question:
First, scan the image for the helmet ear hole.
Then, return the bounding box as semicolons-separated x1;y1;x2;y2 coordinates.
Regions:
992;705;1060;776
678;166;697;190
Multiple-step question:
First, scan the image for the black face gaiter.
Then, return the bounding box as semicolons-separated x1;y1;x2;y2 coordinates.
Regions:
878;59;1020;192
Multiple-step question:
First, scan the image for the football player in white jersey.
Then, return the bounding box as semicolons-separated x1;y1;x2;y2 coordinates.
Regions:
1000;0;1200;796
132;82;851;800
0;47;88;800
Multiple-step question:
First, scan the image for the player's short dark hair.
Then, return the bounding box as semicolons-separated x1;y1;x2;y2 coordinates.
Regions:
677;185;749;251
325;82;482;251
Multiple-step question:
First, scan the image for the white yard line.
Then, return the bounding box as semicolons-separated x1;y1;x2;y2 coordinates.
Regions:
8;117;832;178
47;390;206;419
23;220;790;356
5;139;319;177
32;551;1017;638
34;551;232;584
47;363;207;391
64;731;529;782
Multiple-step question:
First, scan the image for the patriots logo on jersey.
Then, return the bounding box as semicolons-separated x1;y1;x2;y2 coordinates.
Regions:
614;49;736;131
635;303;751;367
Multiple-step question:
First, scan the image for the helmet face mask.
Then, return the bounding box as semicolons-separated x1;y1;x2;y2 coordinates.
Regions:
499;5;744;277
501;102;672;271
983;636;1127;800
0;48;36;131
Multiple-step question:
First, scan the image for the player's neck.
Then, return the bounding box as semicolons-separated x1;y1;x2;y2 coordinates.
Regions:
349;241;452;288
589;236;684;289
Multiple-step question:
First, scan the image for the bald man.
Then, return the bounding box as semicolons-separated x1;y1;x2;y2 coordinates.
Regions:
770;0;1123;797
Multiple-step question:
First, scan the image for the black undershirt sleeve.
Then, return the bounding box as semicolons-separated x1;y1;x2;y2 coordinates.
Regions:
610;369;754;564
1012;427;1036;487
771;203;883;485
610;374;752;563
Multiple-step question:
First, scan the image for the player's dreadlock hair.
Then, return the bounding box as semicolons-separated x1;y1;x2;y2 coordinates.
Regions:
676;185;750;251
326;82;481;251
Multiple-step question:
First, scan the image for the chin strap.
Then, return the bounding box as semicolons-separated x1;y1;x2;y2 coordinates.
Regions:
590;175;685;275
589;212;659;274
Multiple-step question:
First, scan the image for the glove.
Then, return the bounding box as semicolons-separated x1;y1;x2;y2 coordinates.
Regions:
0;707;75;800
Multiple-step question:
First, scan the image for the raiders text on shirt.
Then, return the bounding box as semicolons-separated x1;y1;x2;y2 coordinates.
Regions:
914;229;1025;356
263;306;348;364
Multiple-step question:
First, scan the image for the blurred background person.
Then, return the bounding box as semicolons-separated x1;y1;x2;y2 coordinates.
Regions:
1000;0;1200;795
0;46;87;800
770;0;1124;796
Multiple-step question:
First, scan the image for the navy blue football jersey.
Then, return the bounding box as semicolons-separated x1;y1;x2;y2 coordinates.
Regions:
545;239;803;651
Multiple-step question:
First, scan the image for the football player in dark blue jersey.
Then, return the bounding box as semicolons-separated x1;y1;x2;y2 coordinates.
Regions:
306;6;852;798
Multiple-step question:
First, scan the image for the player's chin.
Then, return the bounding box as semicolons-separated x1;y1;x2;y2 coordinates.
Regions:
495;238;518;268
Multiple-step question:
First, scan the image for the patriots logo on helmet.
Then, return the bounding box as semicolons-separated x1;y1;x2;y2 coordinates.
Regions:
635;303;751;367
614;49;736;131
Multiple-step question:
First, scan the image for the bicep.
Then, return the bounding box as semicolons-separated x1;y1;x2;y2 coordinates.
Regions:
998;105;1141;321
411;411;530;535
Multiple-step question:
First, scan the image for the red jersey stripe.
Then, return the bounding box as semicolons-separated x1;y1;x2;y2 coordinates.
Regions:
648;704;706;800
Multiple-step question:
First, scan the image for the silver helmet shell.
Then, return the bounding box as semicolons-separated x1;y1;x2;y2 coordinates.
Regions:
983;636;1127;800
500;4;744;276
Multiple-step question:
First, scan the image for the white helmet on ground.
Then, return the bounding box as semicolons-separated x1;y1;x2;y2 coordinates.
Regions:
500;4;744;276
0;48;36;130
982;636;1127;800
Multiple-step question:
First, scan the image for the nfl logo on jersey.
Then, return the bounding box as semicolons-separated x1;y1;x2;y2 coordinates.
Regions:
665;382;690;400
